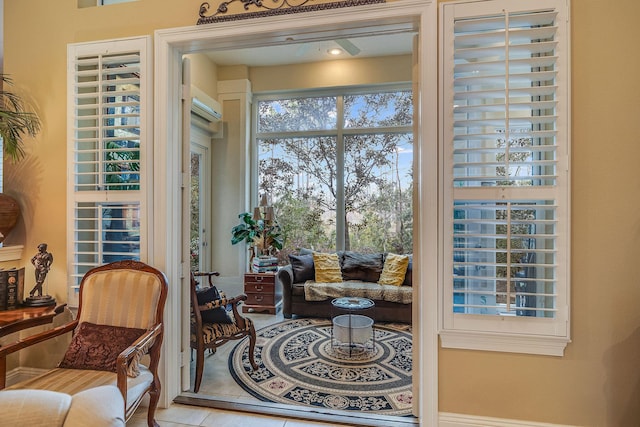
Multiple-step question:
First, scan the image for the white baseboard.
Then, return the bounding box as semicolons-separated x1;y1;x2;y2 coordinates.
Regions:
439;412;577;427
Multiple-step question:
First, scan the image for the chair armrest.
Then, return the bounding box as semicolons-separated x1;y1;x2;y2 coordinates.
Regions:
115;323;163;403
198;294;246;312
227;294;249;329
193;271;220;288
0;319;78;359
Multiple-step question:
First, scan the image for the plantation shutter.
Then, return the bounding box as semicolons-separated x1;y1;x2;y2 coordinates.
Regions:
440;0;570;355
67;37;151;306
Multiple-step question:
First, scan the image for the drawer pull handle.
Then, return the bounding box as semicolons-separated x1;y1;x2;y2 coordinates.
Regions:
256;276;264;282
255;285;263;291
255;296;263;302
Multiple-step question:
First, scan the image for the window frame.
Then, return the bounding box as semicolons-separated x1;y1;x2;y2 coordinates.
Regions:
66;36;152;307
252;83;414;254
438;0;571;356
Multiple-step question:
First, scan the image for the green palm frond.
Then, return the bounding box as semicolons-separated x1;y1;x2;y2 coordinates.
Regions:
0;74;41;162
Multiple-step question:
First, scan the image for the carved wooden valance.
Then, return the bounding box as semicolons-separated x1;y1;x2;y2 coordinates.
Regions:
197;0;386;25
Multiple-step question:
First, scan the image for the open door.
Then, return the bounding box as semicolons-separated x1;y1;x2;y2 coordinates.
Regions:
180;57;217;391
180;57;193;391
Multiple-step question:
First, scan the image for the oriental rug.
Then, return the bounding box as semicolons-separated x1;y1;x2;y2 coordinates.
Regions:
229;318;413;416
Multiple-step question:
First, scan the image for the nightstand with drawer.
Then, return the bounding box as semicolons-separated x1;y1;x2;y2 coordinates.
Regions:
243;272;282;314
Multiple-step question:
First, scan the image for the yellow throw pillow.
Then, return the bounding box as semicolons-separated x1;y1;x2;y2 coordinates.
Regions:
313;252;343;283
378;253;410;286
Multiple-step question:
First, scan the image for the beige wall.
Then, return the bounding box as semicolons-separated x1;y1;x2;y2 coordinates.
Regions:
4;0;640;425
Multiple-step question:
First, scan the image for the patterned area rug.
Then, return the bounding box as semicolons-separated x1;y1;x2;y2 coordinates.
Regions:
229;318;413;415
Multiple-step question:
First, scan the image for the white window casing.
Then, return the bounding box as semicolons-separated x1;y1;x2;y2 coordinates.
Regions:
67;37;152;307
439;0;570;356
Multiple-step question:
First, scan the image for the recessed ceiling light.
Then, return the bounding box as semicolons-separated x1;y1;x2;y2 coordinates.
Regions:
327;48;343;56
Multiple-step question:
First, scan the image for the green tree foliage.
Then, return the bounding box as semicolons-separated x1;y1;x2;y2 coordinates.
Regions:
257;90;413;256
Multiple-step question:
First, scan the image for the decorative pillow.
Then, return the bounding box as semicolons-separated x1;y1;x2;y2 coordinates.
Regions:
403;254;413;286
196;286;233;324
341;251;384;282
289;253;315;283
312;252;343;283
59;322;146;376
378;253;410;286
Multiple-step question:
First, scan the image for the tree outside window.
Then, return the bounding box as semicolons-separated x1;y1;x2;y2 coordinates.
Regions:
256;87;413;261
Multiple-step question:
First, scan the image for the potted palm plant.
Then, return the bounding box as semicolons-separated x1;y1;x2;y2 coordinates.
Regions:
0;74;42;242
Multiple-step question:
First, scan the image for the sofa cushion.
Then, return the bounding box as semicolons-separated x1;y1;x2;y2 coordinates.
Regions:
0;389;71;427
341;251;384;282
313;252;343;282
379;253;410;286
7;366;154;411
65;385;125;427
289;253;315;283
304;280;412;304
59;322;146;375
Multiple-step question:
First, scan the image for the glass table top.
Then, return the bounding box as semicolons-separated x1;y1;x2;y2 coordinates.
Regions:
331;297;375;310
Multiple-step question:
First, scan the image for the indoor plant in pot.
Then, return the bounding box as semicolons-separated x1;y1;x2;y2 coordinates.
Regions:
231;211;284;261
0;74;42;242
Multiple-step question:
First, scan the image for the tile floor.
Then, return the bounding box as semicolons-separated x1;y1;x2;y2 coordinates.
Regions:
126;309;356;426
127;403;351;427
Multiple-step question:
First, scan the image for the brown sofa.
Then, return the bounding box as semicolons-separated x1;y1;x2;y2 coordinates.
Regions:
277;251;412;323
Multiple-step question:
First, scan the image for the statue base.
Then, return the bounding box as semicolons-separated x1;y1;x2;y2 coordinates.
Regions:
23;295;57;307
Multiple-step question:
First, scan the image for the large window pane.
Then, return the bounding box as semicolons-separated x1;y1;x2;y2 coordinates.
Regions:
344;91;413;128
256;87;413;260
452;200;557;317
258;137;337;253
344;133;413;254
257;96;337;132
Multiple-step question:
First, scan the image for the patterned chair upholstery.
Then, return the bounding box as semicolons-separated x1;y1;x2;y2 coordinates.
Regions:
1;260;168;427
190;271;258;393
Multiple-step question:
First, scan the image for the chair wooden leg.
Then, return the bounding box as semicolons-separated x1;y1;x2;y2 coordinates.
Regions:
194;346;205;393
248;327;259;371
147;380;161;427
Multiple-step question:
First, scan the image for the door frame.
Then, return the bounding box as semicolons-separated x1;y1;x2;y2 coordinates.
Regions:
153;1;438;425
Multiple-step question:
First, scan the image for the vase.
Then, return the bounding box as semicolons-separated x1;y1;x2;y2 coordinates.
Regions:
0;194;20;243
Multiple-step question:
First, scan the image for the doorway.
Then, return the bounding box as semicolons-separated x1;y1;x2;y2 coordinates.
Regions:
153;2;439;425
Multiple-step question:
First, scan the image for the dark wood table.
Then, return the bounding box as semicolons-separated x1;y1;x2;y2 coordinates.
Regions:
0;304;66;389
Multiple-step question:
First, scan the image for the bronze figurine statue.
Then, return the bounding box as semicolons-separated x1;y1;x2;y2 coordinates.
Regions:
24;243;56;306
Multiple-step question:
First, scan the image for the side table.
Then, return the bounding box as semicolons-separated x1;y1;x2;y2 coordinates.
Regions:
331;297;375;357
243;272;282;314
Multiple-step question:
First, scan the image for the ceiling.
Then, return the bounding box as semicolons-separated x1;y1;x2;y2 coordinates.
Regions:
204;32;415;67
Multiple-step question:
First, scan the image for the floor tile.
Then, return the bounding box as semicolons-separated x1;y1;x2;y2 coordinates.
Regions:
152;403;212;425
199;408;287;427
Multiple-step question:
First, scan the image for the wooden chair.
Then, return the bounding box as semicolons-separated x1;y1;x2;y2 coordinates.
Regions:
190;271;258;393
0;260;168;427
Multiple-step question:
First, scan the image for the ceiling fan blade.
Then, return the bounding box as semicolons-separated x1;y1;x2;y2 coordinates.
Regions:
335;39;361;56
294;43;312;57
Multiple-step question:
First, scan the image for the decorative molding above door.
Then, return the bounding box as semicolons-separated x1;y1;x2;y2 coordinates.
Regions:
197;0;386;25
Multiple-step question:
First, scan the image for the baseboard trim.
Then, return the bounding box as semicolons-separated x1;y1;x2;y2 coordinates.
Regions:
439;412;576;427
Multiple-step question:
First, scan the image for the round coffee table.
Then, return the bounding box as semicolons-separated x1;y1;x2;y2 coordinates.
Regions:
330;297;375;357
